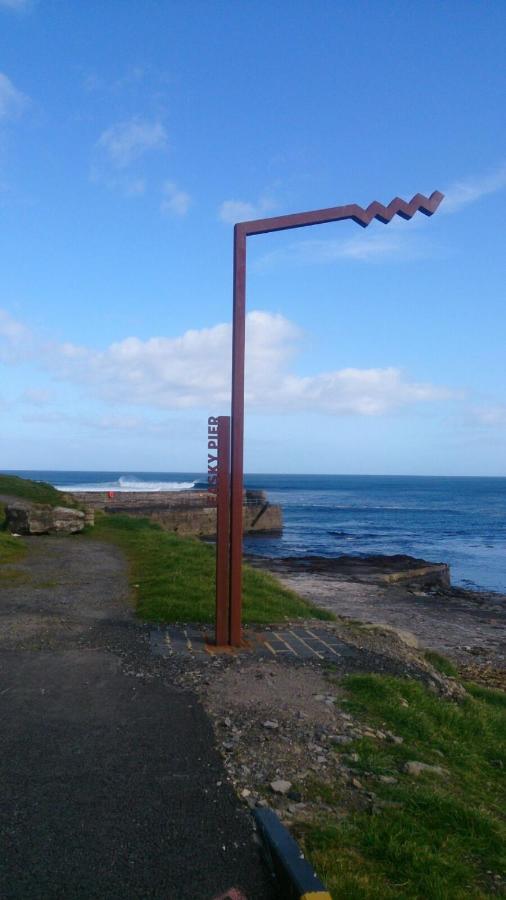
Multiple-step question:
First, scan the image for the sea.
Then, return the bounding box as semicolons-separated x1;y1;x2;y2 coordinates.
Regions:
7;471;506;595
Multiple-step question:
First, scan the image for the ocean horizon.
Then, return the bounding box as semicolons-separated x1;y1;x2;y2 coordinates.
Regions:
5;469;506;595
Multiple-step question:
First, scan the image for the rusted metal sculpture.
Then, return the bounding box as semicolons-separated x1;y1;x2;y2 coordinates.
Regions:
220;191;444;646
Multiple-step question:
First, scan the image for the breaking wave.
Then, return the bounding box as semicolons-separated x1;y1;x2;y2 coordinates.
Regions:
64;475;196;492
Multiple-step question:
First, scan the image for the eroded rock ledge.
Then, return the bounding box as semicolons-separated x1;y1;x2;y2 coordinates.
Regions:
251;553;451;589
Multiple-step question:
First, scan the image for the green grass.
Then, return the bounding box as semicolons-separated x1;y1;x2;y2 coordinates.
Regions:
0;472;76;507
0;564;31;585
300;674;506;899
0;532;27;566
0;482;42;566
92;513;333;624
424;649;459;677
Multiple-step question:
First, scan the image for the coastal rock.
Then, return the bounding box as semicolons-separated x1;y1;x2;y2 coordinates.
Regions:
270;779;292;795
403;761;447;777
6;503;86;535
260;554;451;590
362;624;419;649
385;731;404;745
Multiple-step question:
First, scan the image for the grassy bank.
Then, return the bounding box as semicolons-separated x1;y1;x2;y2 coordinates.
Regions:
0;474;74;566
0;473;73;507
0;501;26;564
93;513;332;624
301;674;506;899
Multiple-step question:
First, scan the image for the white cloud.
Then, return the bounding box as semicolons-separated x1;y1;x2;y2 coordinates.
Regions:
91;414;145;431
91;118;168;196
256;227;429;269
219;200;259;223
96;118;167;168
0;308;27;341
470;405;506;427
0;308;32;363
219;195;274;224
21;410;68;425
20;409;197;440
0;72;28;120
121;177;146;197
21;410;140;429
337;231;423;262
161;180;191;216
84;66;145;95
0;0;30;10
0;306;455;418
279;367;451;415
38;310;450;416
21;388;53;405
443;163;506;213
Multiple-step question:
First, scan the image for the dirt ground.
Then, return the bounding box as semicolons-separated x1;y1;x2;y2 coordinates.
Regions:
0;532;131;650
191;633;464;827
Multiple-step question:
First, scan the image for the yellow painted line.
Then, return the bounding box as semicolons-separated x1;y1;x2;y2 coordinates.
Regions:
164;632;172;648
289;629;324;660
301;892;332;900
274;632;299;656
305;627;342;657
263;640;277;656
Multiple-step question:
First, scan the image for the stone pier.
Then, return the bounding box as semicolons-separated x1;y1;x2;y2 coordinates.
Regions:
69;489;283;537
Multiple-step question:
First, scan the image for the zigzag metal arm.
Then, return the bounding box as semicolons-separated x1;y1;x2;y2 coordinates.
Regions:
237;190;444;236
357;192;444;227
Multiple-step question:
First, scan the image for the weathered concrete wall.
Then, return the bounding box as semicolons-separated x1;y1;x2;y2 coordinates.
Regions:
70;490;283;537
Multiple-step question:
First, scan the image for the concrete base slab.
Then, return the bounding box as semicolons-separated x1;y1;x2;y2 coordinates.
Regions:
150;623;356;663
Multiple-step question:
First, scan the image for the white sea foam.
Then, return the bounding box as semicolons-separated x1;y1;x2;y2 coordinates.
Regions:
117;476;196;491
62;476;196;493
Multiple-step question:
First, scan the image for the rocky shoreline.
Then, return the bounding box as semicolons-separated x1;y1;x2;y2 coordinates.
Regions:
248;552;506;679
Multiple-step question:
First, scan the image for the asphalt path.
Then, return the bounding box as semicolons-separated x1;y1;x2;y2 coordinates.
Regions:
0;534;277;899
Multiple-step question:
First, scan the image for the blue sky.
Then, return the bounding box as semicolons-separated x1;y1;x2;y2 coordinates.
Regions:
1;0;505;475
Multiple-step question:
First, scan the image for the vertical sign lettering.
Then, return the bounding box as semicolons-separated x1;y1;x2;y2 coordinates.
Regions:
207;416;218;493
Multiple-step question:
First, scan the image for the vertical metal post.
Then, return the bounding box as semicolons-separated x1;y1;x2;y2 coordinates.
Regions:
215;415;230;645
229;225;247;647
